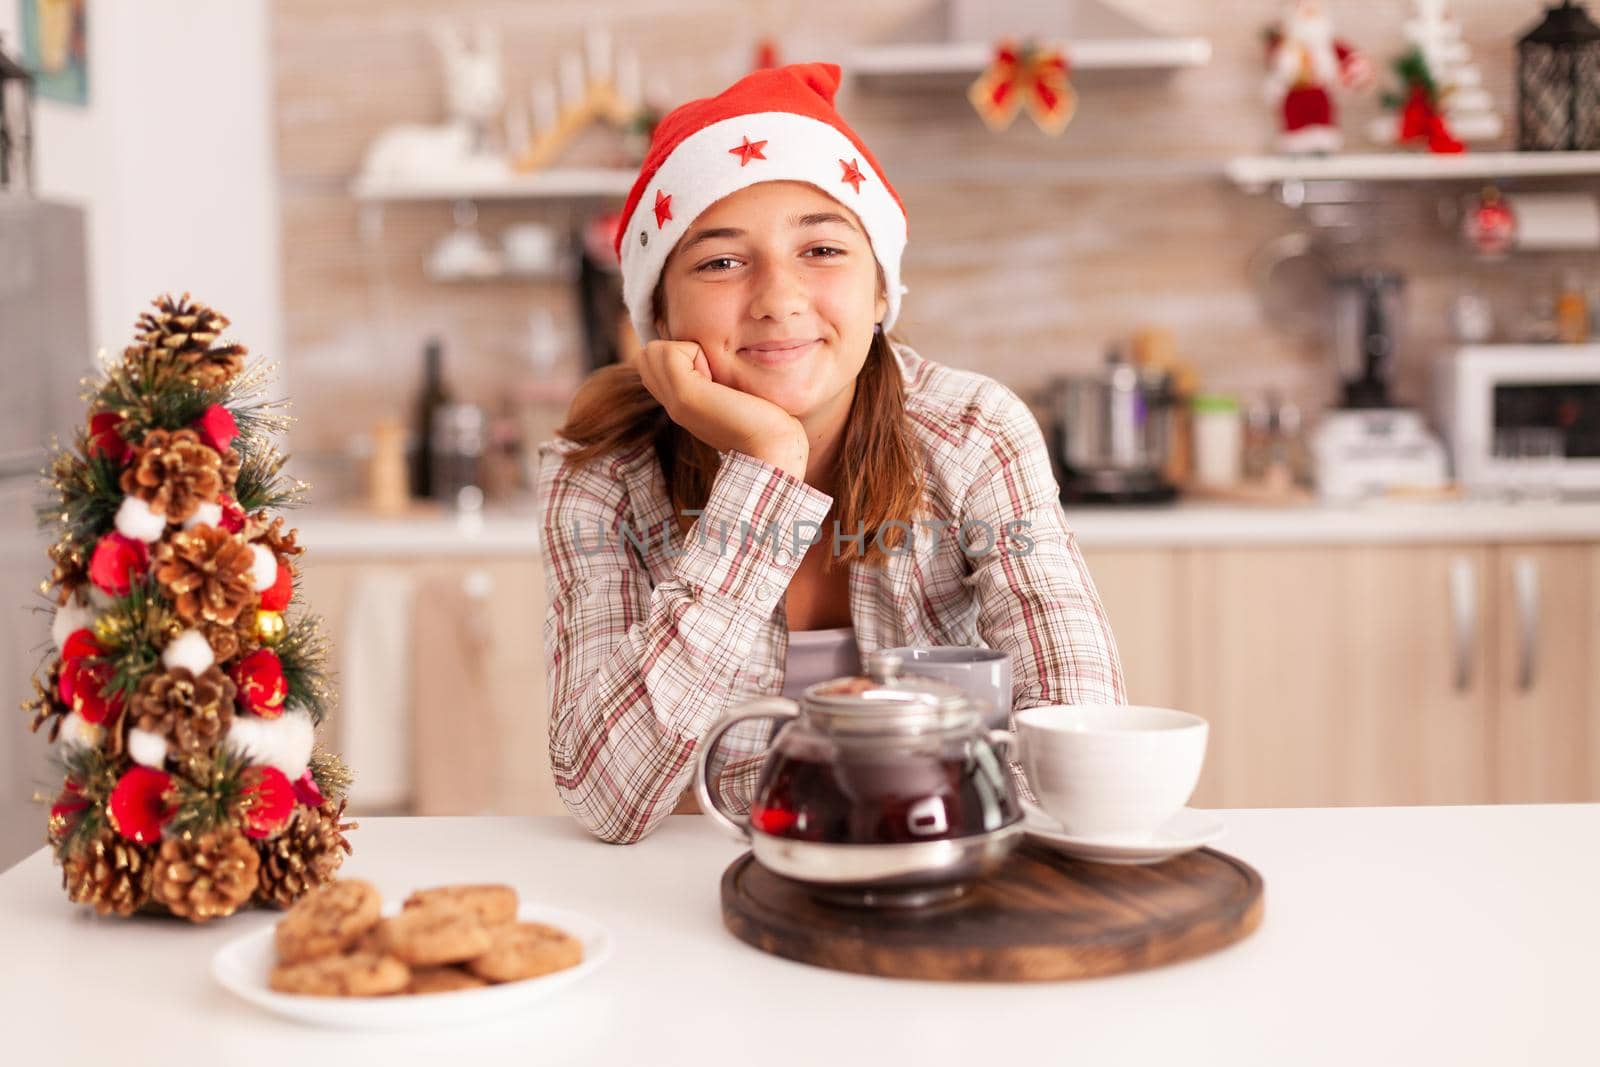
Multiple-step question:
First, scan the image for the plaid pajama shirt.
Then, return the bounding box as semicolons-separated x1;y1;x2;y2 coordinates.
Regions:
536;343;1126;844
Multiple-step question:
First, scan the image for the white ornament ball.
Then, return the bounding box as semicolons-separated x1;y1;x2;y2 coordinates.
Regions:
57;712;103;750
249;544;278;593
227;709;315;778
52;601;96;651
126;728;169;768
114;495;168;542
183;501;223;530
161;629;216;675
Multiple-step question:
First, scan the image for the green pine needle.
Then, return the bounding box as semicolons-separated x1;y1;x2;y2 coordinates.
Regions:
167;746;252;838
277;612;333;725
308;746;353;803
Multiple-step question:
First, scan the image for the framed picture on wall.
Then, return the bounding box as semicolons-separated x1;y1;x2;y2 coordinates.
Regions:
18;0;87;105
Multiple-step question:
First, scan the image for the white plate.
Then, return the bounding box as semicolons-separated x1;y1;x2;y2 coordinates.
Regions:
1022;801;1225;865
212;902;612;1030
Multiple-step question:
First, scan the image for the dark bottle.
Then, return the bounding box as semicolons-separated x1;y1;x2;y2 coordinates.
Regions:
410;338;451;499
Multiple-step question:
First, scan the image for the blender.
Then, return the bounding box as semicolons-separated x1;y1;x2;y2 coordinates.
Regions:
1310;269;1449;500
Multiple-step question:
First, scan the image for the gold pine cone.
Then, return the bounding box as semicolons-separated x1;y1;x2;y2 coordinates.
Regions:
153;525;258;627
61;829;154;917
46;541;88;606
118;428;227;525
132;666;237;756
200;613;260;664
150;828;261;923
244;514;304;561
133;293;248;390
255;801;356;910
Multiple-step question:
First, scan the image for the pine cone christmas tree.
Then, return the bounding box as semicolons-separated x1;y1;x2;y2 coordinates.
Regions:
132;666;236;756
255;801;356;909
119;428;236;525
61;830;155;917
150;828;261;922
153;525;257;626
24;292;351;923
132;293;249;390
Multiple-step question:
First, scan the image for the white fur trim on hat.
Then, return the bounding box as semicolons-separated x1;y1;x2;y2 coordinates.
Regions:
619;112;908;346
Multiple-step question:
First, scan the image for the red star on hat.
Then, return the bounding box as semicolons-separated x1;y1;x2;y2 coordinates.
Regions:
729;135;768;166
653;189;673;228
838;158;866;193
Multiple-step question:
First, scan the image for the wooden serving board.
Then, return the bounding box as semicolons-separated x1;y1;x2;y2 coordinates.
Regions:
720;841;1264;981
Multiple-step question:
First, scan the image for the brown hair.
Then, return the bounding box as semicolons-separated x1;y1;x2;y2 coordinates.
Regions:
554;327;924;568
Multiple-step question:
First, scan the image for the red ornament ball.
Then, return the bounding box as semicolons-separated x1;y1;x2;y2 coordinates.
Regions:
107;766;175;845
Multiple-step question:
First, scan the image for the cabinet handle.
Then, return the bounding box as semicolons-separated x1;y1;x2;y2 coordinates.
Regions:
1449;556;1476;692
1513;556;1539;692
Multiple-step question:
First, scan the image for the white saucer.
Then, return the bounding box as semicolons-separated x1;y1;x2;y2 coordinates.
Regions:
212;902;612;1030
1021;801;1225;865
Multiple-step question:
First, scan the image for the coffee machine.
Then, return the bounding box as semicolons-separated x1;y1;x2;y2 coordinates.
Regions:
1310;269;1448;500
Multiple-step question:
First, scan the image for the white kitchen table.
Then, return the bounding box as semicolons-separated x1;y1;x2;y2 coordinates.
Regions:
3;806;1593;1065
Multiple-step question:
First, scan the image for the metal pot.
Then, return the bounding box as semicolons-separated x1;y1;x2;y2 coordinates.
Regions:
1047;346;1178;503
695;650;1023;907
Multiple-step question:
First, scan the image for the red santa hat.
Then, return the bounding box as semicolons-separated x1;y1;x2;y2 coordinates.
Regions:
615;62;909;345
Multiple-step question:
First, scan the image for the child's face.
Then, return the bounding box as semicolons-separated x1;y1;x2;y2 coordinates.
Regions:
656;181;888;422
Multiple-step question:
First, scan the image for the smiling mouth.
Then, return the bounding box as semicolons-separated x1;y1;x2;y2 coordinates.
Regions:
732;342;819;367
738;339;820;364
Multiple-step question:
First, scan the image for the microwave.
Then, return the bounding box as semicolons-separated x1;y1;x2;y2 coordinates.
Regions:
1433;344;1600;494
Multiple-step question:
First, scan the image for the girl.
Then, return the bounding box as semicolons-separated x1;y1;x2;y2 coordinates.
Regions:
538;63;1125;844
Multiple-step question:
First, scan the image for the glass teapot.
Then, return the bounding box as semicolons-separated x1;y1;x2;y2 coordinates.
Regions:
694;650;1024;903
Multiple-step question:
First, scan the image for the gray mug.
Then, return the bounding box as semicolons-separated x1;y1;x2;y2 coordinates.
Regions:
877;646;1013;729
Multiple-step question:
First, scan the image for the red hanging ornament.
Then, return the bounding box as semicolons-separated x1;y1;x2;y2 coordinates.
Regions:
217;492;246;534
257;555;293;612
240;765;295;840
107;766;175;845
1464;186;1517;259
292;768;325;809
88;531;150;597
58;630;122;726
87;412;128;464
192;404;239;454
61;628;104;664
233;648;288;718
48;782;90;845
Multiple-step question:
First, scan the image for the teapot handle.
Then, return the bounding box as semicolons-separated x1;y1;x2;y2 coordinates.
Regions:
694;697;800;843
987;728;1018;762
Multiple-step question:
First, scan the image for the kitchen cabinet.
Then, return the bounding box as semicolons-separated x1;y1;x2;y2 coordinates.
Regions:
296;555;559;817
1177;546;1495;809
1085;541;1600;809
1491;544;1600;803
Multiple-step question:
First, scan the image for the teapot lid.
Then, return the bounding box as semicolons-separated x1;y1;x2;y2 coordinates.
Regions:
800;649;978;736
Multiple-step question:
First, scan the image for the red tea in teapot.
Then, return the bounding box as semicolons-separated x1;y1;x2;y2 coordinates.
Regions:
747;735;1018;845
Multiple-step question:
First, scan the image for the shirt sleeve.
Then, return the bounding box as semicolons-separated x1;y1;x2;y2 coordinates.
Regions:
537;443;831;844
957;383;1128;711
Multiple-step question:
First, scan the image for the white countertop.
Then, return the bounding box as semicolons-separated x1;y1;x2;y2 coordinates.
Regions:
285;497;1600;558
3;806;1594;1065
1064;497;1600;548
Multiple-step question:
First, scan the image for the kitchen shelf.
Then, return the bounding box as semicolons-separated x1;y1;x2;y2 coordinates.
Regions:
1226;151;1600;192
849;37;1211;77
350;166;634;203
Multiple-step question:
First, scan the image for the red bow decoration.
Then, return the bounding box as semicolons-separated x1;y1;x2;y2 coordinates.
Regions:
968;39;1077;136
1398;84;1463;154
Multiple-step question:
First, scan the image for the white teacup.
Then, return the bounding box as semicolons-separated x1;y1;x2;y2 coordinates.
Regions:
1014;705;1208;841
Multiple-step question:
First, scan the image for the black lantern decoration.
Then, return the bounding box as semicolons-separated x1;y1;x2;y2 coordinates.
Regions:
1517;1;1600;151
0;32;36;194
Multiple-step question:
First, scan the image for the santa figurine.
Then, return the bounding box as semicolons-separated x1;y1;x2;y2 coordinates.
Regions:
1263;0;1375;154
